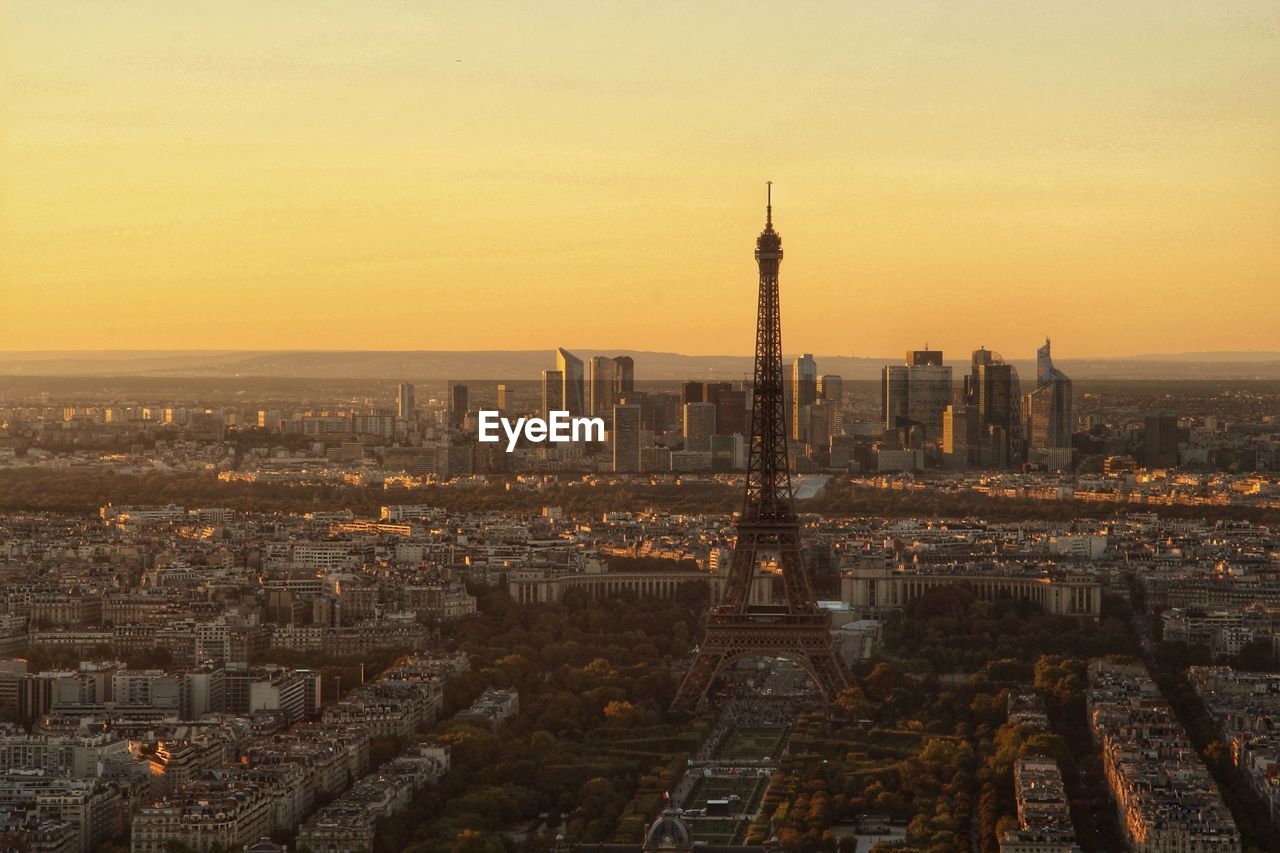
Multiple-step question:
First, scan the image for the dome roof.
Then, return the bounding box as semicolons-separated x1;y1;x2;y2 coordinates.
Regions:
644;808;692;850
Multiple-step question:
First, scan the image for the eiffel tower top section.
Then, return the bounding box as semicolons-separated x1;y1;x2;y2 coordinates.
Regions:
743;182;794;524
754;181;783;264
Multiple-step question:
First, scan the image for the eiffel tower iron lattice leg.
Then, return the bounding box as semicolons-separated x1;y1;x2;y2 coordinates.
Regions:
672;185;851;712
671;611;851;711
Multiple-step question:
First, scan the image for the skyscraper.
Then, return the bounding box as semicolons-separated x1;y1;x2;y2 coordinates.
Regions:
396;383;415;420
678;382;745;437
588;356;613;420
975;363;1014;439
612;356;635;399
818;374;843;409
682;402;716;451
882;365;909;428
651;392;681;434
541;370;563;417
808;400;834;448
713;387;748;436
617;391;651;433
881;351;951;441
1023;339;1073;467
710;433;745;472
942;404;978;468
556;348;585;417
449;384;468;429
701;381;731;403
964;348;1020;466
1144;412;1181;469
612;404;641;473
791;353;817;441
496;384;511;413
693;382;729;435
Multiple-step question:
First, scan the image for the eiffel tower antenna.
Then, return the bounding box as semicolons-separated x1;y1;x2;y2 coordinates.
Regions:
671;185;851;711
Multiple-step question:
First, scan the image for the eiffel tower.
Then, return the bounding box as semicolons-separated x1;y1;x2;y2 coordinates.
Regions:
671;185;852;712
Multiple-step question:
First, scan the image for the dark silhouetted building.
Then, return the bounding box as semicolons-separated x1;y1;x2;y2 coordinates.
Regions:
449;384;468;429
1144;412;1181;468
651;392;681;434
909;348;943;366
714;388;747;436
678;382;746;437
612;404;642;472
964;348;1020;467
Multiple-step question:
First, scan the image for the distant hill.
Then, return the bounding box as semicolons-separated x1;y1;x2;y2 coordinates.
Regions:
1125;351;1280;363
3;349;1280;381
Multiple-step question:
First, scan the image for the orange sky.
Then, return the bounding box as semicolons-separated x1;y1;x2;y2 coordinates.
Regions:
2;2;1278;358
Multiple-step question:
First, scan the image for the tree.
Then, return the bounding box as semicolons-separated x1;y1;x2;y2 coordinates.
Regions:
603;699;637;727
450;829;504;853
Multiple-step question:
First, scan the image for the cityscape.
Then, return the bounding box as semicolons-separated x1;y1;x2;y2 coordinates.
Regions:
4;3;1279;853
1;193;1279;853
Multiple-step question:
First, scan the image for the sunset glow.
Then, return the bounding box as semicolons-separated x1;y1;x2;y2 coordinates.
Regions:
3;1;1278;357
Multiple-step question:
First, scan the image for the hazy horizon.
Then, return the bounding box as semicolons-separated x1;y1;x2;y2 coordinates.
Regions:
7;346;1280;383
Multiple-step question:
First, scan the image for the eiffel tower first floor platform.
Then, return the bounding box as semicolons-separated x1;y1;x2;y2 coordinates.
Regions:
670;609;852;712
